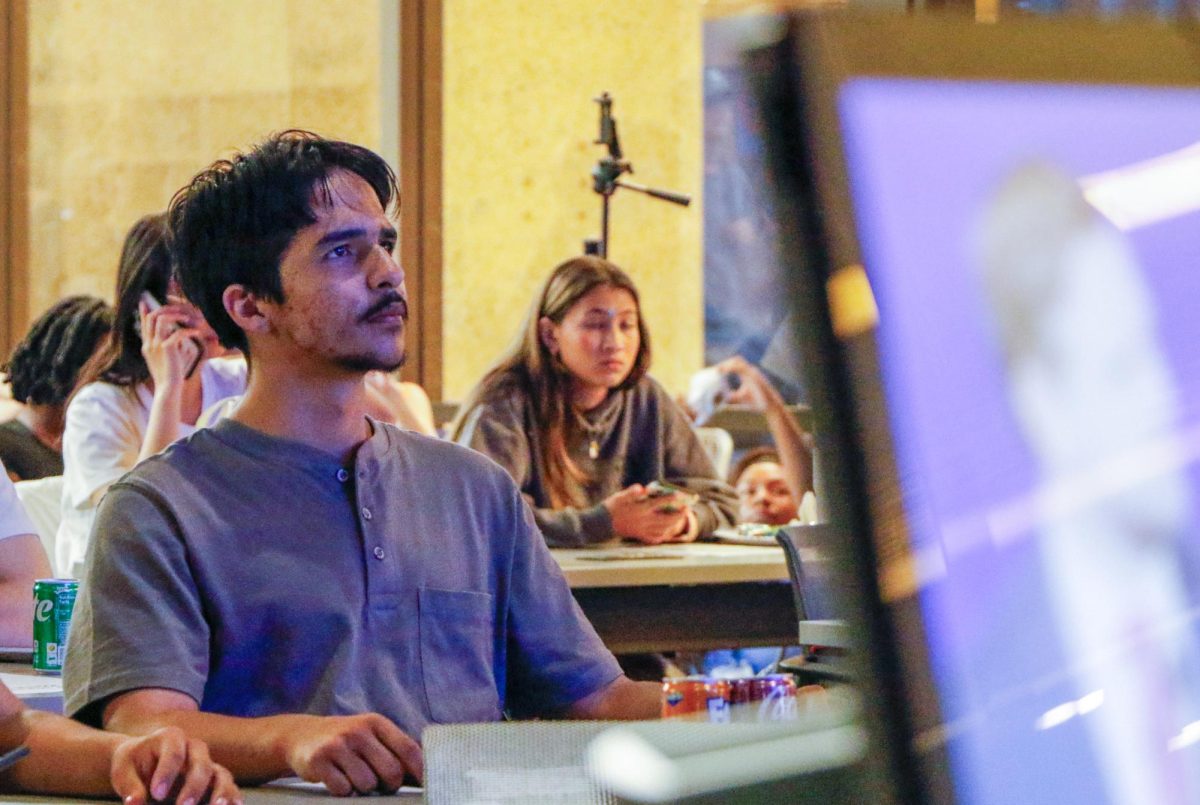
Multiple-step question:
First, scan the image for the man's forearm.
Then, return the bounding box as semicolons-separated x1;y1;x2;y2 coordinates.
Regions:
2;710;119;795
0;585;34;648
107;707;308;784
0;534;53;648
568;677;660;721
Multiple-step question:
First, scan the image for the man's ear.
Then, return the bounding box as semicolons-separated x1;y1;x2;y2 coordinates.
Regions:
538;316;558;355
223;285;271;335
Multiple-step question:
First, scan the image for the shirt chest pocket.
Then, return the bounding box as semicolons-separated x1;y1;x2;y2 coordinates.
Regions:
418;587;501;724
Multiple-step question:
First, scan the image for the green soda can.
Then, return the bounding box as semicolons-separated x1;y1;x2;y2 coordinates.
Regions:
32;579;78;674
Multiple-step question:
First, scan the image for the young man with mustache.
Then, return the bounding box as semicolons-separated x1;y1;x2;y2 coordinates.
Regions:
63;131;659;795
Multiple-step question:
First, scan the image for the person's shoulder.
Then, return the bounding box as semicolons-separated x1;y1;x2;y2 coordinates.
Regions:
70;380;133;410
65;381;142;428
627;375;694;427
380;423;519;484
637;374;669;395
630;374;676;407
396;381;431;406
113;425;230;496
460;373;532;430
204;355;249;387
0;420;60;479
383;423;494;464
0;418;25;442
477;371;530;408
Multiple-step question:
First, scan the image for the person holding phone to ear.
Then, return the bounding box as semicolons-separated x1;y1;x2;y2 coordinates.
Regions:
57;214;246;579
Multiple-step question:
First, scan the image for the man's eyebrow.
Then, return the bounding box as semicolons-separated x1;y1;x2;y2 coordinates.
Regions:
315;227;368;248
313;225;398;248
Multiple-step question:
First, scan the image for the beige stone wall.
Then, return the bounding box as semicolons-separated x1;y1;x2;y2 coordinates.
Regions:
441;0;703;400
27;1;706;401
27;0;383;320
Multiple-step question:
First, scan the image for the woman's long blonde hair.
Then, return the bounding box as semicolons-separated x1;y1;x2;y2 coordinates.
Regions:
454;256;652;507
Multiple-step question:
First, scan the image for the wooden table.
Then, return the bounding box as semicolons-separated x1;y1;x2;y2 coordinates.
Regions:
553;542;797;653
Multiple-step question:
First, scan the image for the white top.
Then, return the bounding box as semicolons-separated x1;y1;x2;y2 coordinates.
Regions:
56;356;247;578
0;461;36;540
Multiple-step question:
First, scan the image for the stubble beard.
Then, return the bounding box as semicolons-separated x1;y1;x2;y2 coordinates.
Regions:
335;348;407;374
334;319;407;374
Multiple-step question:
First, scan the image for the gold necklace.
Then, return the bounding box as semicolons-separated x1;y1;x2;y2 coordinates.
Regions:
571;400;618;460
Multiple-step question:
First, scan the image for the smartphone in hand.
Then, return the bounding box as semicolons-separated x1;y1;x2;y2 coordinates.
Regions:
644;481;695;513
138;290;205;379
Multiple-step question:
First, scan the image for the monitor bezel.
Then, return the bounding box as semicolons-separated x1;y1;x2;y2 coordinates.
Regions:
755;11;1200;804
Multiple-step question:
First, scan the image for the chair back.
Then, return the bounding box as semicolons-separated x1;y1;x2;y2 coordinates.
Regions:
694;426;734;479
775;524;841;623
776;524;852;653
13;475;63;574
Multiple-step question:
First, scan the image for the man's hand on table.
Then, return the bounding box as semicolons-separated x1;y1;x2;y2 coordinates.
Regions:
111;726;241;805
283;713;423;796
104;690;422;797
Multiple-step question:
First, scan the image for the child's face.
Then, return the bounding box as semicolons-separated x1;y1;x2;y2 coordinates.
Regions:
736;461;798;526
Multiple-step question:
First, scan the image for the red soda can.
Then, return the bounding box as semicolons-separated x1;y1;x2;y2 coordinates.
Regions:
661;676;731;722
728;677;758;705
754;674;799;721
752;674;797;702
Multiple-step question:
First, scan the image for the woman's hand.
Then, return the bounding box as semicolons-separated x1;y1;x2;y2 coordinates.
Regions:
110;727;241;805
136;298;207;462
139;300;202;393
604;484;691;544
669;507;700;543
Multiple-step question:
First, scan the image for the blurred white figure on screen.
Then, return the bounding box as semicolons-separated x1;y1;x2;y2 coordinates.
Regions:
979;162;1200;805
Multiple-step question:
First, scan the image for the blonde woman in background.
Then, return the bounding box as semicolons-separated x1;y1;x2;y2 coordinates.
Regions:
454;255;736;548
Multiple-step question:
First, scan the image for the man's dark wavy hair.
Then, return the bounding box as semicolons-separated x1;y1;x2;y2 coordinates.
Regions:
167;130;398;354
3;295;113;406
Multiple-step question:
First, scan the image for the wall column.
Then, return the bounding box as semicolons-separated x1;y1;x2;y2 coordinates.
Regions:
398;0;444;399
0;1;29;357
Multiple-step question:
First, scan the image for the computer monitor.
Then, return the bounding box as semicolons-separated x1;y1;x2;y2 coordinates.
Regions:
757;12;1200;805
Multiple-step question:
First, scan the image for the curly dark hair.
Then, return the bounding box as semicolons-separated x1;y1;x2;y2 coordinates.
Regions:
168;129;397;354
3;295;113;406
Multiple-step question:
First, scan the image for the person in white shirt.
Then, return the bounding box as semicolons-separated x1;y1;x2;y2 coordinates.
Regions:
0;459;51;646
57;214;246;579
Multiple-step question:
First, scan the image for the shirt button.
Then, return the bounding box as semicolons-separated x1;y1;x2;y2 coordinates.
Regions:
361;507;373;520
336;468;350;482
373;546;386;560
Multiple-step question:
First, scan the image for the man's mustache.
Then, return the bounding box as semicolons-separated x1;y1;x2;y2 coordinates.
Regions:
360;292;409;322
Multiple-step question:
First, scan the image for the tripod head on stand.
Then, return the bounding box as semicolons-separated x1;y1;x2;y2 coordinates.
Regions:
592;92;631;198
585;92;691;258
